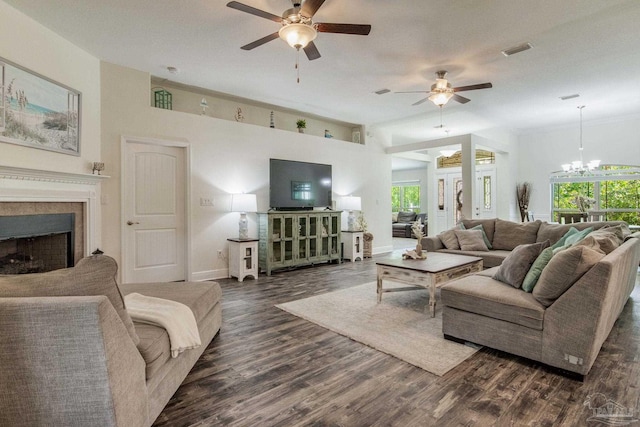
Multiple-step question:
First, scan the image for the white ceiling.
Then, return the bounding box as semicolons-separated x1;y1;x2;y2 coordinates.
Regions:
7;0;640;147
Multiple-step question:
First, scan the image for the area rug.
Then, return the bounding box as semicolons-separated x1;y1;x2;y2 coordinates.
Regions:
275;281;479;376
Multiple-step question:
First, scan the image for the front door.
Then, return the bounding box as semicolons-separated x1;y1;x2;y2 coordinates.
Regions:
122;138;187;283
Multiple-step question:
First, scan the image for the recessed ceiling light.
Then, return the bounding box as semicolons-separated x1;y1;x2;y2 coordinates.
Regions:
374;88;390;95
560;94;580;101
501;42;533;57
167;66;180;75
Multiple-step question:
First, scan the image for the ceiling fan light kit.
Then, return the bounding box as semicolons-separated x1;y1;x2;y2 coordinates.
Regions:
227;0;371;62
396;70;492;108
279;23;317;49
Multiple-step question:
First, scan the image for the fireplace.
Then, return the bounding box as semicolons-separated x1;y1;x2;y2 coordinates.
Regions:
0;165;105;270
0;213;75;274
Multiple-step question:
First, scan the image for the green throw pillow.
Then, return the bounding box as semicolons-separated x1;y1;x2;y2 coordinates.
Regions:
521;247;554;292
550;227;579;250
564;227;593;246
461;223;493;249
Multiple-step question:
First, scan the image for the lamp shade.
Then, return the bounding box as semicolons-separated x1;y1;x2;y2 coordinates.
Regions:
231;193;257;213
339;196;361;211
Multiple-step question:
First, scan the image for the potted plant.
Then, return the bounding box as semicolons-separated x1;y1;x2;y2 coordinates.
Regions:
296;119;306;133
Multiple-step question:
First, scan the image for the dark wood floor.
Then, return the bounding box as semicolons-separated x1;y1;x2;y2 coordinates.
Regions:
154;258;640;427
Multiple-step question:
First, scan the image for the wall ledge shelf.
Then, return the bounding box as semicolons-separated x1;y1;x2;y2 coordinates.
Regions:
0;165;109;185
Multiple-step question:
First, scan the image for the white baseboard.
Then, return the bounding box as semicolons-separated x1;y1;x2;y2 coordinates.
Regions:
373;245;394;255
191;268;228;282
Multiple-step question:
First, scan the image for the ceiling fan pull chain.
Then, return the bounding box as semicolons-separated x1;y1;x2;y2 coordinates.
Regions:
296;48;300;83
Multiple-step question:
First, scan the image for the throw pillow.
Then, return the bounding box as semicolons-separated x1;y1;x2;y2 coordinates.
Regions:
532;246;605;307
492;219;542;251
563;227;594;247
574;228;622;255
462;224;493;249
550;227;579;250
0;255;140;345
461;219;496;243
454;229;489;251
438;228;460;250
392;212;398;223
521;247;554;292
493;240;550;288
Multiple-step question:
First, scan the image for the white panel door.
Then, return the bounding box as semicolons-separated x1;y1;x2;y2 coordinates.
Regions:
123;141;186;283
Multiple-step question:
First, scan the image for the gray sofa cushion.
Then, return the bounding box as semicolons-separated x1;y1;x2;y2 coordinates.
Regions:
0;255;139;345
121;281;222;324
493;240;550;288
492;219;542;250
533;245;605;307
441;275;546;330
396;211;417;223
120;281;222;380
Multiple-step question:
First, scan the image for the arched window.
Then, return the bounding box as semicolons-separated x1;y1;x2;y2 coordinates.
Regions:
550;165;640;225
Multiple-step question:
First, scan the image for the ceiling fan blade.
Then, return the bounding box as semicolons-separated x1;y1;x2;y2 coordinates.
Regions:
301;0;325;18
316;23;372;35
453;82;492;92
226;1;282;23
303;41;321;60
240;32;279;50
412;98;429;106
452;94;471;104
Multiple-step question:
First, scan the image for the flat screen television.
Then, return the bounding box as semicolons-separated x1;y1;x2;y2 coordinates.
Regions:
269;159;332;210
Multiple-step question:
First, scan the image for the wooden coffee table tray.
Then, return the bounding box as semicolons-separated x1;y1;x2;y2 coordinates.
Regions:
376;251;483;317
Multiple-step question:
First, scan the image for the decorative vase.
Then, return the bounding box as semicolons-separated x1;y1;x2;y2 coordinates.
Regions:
298;128;304;133
415;242;423;257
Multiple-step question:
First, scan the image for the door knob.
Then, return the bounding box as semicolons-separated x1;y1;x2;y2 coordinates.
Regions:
127;221;140;225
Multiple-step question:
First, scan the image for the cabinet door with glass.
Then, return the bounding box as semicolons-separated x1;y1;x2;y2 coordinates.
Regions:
270;214;296;267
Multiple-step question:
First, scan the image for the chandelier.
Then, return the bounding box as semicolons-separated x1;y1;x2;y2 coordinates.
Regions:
561;105;600;174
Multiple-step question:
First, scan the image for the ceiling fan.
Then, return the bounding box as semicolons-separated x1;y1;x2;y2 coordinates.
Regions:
226;0;371;61
396;70;493;107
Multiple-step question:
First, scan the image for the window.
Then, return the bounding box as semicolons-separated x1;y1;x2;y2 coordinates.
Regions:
392;182;421;213
551;165;640;225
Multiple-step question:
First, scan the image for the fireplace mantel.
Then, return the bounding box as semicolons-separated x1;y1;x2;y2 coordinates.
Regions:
0;165;109;185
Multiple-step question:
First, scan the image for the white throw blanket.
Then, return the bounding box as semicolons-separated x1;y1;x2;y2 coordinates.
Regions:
125;292;201;358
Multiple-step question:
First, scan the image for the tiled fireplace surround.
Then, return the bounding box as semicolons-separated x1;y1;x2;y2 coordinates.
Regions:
0;165;105;269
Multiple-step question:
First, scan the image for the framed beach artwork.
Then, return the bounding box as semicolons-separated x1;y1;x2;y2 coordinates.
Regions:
0;57;80;156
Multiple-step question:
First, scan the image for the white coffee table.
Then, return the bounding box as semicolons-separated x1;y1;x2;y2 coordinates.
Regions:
376;251;483;317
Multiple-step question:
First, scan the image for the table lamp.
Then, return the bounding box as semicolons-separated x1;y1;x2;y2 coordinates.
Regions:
340;196;361;231
231;193;257;239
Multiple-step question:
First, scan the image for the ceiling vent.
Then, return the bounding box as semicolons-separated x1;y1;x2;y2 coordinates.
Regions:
560;94;580;101
374;88;390;95
501;42;533;57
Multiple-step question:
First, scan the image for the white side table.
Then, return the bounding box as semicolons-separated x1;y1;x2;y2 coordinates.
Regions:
342;231;363;262
227;238;259;282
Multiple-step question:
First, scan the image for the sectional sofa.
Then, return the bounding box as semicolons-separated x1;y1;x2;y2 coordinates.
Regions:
392;211;427;238
422;218;640;379
0;255;222;426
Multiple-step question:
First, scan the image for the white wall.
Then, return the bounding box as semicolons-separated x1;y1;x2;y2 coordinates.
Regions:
0;1;101;174
0;1;102;252
101;62;393;280
517;114;640;222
